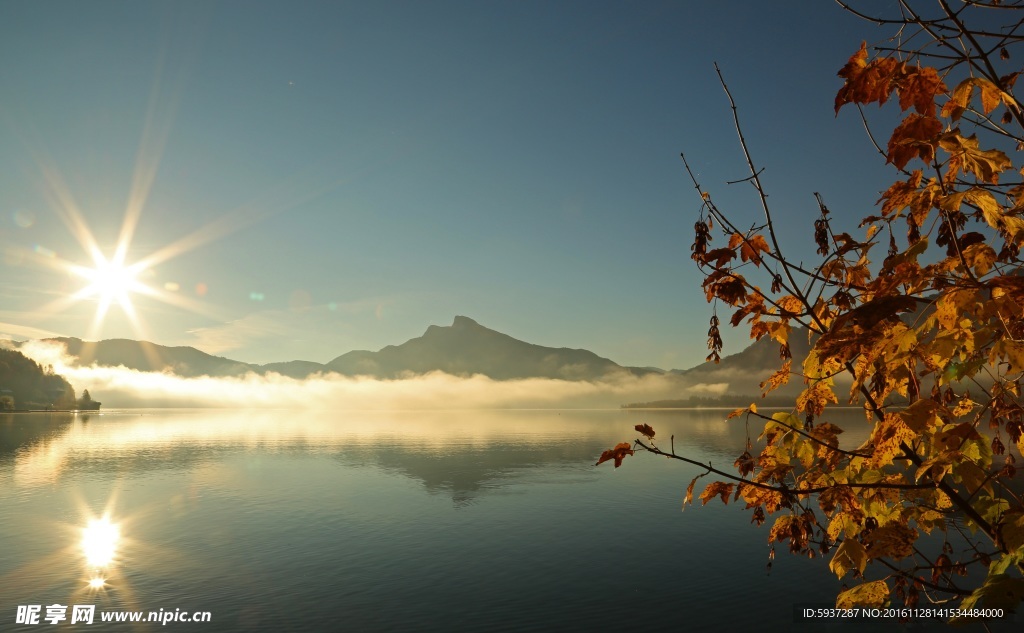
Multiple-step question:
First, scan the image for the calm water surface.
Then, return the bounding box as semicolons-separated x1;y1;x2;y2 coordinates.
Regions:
0;409;1016;631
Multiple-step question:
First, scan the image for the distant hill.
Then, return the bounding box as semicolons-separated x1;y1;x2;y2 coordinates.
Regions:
325;316;645;380
51;337;257;378
0;346;76;409
258;360;329;379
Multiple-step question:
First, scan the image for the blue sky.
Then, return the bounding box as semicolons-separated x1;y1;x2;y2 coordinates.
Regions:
0;1;900;368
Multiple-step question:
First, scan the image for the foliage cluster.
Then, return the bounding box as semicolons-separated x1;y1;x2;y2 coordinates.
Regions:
601;0;1024;619
0;347;76;409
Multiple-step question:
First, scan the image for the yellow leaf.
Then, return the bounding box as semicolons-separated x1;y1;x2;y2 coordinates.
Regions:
939;131;1013;184
795;438;815;469
827;512;860;542
941;78;976;120
914;509;946;534
864;525;917;560
956;460;992;496
991;339;1024;373
699;482;734;506
830;538;868;579
899;399;946;433
935;289;978;330
975;77;1003;114
868;414;916;468
952;397;976;417
836;580;890;609
999;511;1024;552
759;360;792;396
963;243;998;276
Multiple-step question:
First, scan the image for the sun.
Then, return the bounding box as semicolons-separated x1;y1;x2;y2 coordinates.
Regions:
69;252;153;327
75;256;147;304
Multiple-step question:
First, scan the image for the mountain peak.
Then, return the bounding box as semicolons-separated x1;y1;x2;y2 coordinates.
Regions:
451;315;479;328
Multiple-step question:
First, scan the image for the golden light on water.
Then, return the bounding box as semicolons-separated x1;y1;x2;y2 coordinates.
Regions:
88;576;106;589
82;516;120;567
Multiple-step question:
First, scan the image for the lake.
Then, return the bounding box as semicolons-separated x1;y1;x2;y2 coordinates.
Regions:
0;408;1017;631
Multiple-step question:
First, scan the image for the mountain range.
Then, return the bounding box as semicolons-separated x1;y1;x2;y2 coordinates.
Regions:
42;316;669;380
12;315;809;404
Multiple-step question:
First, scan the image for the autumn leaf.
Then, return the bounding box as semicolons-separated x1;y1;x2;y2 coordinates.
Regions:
837;580;890;609
595;443;634;468
939;131;1012;184
887;113;943;170
830;538;868;579
963;243;998;276
835;43;901;113
684;475;704;508
935;288;978;330
699;482;735;506
998;511;1024;552
741;235;770;267
634;423;656;440
898;66;946;115
827;512;860;542
760;360;792;396
868;413;916;468
864;525;917;560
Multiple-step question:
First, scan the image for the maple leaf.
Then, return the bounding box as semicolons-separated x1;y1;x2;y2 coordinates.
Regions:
827;512;860;542
963;243;997;276
939;131;1012;184
836;580;890;609
699;482;734;506
830;538;868;579
877;170;924;217
864;524;917;560
835;43;901;113
887;113;942;170
898;66;946;115
760;360;792;396
634;423;655;440
740;234;770;267
701;247;736;269
739;483;789;514
998;511;1024;552
595;443;634;468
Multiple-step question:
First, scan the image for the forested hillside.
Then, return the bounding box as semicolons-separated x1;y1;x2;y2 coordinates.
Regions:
0;347;76;410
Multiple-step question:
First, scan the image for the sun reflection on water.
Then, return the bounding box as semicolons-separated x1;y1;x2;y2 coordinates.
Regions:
82;516;120;567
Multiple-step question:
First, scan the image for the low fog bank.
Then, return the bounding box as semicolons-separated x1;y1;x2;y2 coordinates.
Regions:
19;340;708;409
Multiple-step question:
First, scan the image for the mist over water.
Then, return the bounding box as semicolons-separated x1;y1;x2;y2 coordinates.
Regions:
18;340;700;409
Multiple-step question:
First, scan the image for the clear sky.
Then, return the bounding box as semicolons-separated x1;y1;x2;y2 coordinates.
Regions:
0;0;900;369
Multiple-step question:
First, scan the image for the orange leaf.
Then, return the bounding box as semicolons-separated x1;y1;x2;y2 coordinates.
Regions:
760;360;792;396
898;67;946;115
835;43;901;113
887;113;942;170
699;481;735;505
740;234;770;267
634;423;656;440
595;442;634;468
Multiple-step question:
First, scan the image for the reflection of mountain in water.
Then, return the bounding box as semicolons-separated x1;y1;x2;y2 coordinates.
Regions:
337;441;607;506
